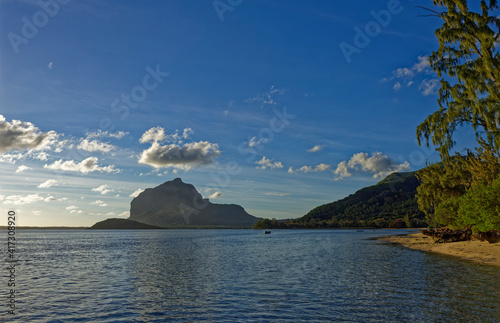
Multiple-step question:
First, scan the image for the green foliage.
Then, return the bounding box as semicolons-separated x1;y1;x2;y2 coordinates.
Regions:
453;176;500;233
416;141;500;227
252;218;273;229
416;0;500;157
416;158;471;225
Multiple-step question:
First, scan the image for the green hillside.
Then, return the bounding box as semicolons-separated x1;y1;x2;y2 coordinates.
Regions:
254;171;427;229
299;171;425;228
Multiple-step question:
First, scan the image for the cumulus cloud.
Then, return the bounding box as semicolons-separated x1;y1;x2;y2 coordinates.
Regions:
138;127;221;170
393;56;430;79
289;163;331;174
118;211;129;217
91;184;113;195
334;152;410;181
78;139;116;153
129;189;144;198
15;165;31;173
307;145;323;153
44;157;120;174
333;161;352;180
0;115;59;154
91;200;107;207
419;79;440;96
38;179;58;188
386;56;438;95
208;191;223;199
66;205;83;214
255;156;284;170
140;126;166;143
85;130;128;139
2;193;48;205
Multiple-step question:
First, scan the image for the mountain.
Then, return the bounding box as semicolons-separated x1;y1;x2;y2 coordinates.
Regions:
297;171;426;227
89;218;165;229
129;178;259;228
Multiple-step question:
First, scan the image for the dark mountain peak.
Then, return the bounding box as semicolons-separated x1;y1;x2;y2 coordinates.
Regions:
129;178;260;227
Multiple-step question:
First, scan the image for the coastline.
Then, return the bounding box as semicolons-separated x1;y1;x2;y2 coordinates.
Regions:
379;233;500;267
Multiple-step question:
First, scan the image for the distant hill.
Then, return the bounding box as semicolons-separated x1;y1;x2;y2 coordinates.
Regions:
89;218;165;229
254;171;427;229
129;178;259;228
299;171;426;227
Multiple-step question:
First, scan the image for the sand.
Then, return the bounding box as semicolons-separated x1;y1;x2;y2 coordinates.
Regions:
379;233;500;267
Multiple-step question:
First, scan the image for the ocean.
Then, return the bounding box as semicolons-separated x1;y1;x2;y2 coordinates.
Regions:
4;229;500;322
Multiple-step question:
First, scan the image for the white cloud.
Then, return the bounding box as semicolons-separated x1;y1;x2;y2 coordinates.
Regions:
48;62;54;69
307;145;323;153
245;85;286;108
92;184;113;195
208;191;223;199
265;192;291;196
138;127;220;170
419;79;440;96
255;156;284;170
3;193;45;205
140;126;166;143
388;56;434;94
333;161;352;181
38;179;58;188
248;136;268;148
15;165;31;173
289;163;331;174
91;200;108;207
85;130;129;139
66;205;83;214
414;55;431;72
334;152;410;180
44;157;120;174
118;211;129;217
78;139;116;153
129;189;144;198
0;115;59;154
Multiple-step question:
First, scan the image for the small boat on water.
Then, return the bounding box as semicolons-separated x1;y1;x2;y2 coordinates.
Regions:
264;231;271;234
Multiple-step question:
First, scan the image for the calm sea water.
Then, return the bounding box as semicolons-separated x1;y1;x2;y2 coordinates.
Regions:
3;229;500;322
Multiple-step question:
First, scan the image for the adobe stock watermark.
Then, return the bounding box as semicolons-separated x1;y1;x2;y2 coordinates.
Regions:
339;0;404;64
99;64;169;134
7;0;71;54
213;0;243;21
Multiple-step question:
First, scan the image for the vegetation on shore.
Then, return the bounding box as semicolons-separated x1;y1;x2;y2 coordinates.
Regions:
415;0;500;235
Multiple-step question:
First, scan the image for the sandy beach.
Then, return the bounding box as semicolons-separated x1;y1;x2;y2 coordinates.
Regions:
379;233;500;267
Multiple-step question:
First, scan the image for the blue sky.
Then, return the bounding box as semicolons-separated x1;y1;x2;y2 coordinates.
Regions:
0;0;467;226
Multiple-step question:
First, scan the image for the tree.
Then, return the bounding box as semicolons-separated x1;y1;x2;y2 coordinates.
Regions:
416;0;500;157
416;141;500;227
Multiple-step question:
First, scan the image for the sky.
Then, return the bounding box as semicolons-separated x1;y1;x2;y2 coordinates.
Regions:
0;0;474;226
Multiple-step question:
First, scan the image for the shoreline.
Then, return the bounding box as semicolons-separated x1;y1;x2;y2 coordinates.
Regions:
379;232;500;267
